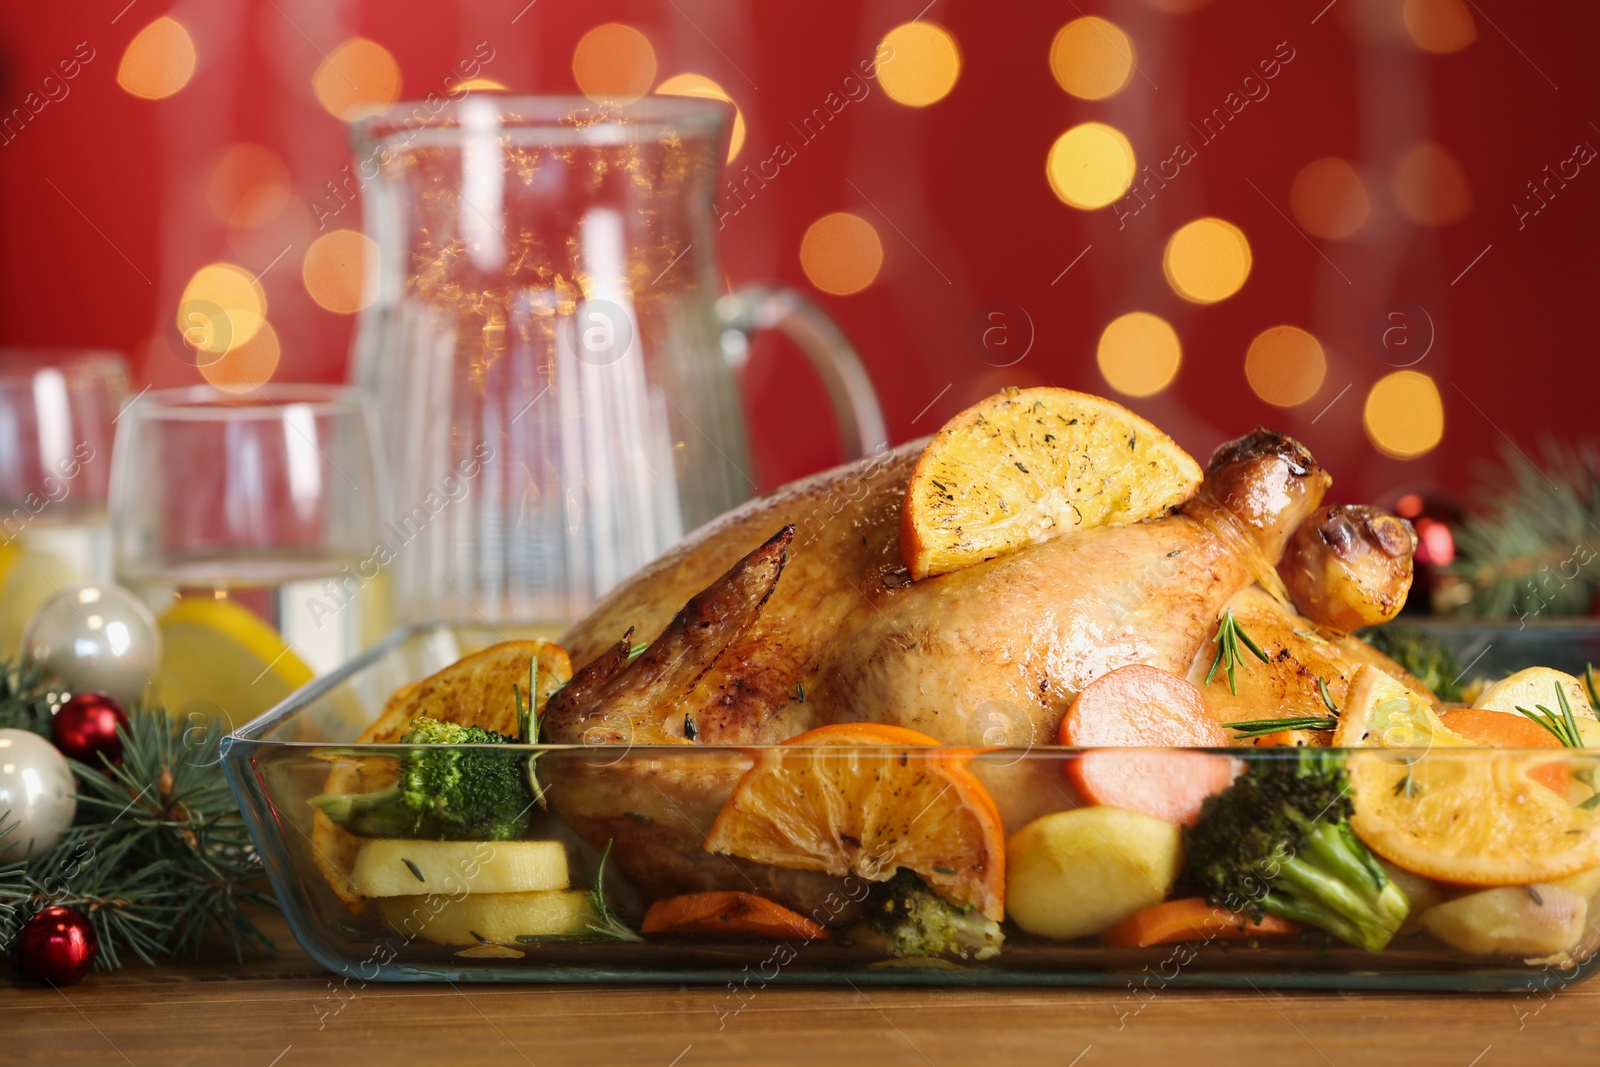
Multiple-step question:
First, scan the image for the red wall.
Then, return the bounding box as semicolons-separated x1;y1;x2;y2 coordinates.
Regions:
2;0;1595;505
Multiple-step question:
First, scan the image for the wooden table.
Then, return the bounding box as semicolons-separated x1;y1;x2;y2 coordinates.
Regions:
5;909;1598;1066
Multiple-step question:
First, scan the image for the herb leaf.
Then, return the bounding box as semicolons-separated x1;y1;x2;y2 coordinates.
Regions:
1205;609;1271;695
1226;715;1338;740
583;840;642;942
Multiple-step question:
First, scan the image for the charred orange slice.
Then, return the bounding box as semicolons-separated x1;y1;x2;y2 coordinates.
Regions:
703;723;1006;920
1339;666;1600;886
901;387;1202;580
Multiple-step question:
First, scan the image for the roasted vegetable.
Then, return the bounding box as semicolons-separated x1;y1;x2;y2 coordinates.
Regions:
1359;626;1463;702
866;870;1004;960
310;716;534;840
1186;748;1410;952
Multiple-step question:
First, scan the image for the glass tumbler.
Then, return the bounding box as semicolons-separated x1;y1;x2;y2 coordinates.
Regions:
109;385;387;726
0;348;128;653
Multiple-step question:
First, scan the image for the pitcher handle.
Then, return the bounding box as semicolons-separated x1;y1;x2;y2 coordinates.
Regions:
715;286;887;461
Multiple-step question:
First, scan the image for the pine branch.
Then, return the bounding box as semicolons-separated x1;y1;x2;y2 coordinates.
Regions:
1450;441;1600;619
0;674;276;969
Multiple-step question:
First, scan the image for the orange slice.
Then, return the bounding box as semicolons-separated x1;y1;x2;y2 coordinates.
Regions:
1338;666;1600;886
703;723;1006;920
901;386;1202;580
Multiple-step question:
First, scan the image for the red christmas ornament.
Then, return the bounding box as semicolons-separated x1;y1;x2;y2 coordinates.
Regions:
17;905;98;984
50;692;130;767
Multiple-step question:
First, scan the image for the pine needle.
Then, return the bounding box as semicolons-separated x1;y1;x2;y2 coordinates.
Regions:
0;669;276;969
1450;441;1600;618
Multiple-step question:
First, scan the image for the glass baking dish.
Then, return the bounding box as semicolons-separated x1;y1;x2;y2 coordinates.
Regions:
221;620;1600;989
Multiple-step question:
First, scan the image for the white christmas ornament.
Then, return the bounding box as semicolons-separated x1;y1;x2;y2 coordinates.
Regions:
22;583;161;709
0;728;77;859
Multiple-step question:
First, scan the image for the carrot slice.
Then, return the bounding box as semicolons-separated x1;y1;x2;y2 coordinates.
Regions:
641;891;829;940
1440;708;1567;794
1102;897;1302;948
1060;665;1236;825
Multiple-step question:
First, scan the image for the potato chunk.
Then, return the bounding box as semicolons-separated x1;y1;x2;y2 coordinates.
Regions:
350;839;568;898
379;890;594;945
1005;807;1183;940
1419;884;1588;957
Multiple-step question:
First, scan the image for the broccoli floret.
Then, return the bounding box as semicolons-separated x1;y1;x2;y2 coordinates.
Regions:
310;716;533;840
1360;627;1462;702
865;871;1004;960
1186;748;1409;952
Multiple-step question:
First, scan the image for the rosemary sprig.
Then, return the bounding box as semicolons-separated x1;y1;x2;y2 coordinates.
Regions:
1205;609;1270;695
1585;663;1600;714
1226;716;1338;740
583;839;642;942
514;663;546;806
1318;677;1339;715
1515;683;1585;749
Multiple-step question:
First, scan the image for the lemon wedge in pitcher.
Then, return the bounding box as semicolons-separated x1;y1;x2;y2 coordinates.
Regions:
156;597;314;729
0;543;81;655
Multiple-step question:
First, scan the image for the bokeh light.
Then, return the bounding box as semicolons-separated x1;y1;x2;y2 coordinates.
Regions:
1245;326;1328;407
207;145;291;229
312;38;402;121
117;16;197;100
1364;370;1445;458
572;24;657;104
452;77;509;93
1163;218;1252;304
1403;0;1476;53
1290;157;1371;239
1393;142;1472;226
302;230;378;315
201;322;281;393
799;213;883;296
878;22;962;107
656;73;745;161
1049;17;1135;101
177;263;266;355
1046;123;1136;210
1097;312;1181;397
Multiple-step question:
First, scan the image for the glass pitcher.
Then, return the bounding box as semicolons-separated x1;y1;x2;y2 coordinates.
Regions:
348;96;883;631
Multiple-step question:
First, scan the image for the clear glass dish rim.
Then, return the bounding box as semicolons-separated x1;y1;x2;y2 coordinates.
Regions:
223;619;1600;755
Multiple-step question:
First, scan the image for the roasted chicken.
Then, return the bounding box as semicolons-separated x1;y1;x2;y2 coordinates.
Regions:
544;428;1428;914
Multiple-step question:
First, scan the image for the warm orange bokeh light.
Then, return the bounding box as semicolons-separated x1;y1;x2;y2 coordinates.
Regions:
1364;370;1445;458
1394;143;1472;226
1097;312;1181;397
201;321;281;393
1163;218;1252;304
1403;0;1477;54
207;145;291;229
1049;17;1135;101
573;24;658;103
117;16;197;100
313;38;402;121
177;263;266;355
1047;123;1137;210
1245;326;1328;407
655;73;745;161
799;213;884;296
878;22;962;107
302;230;379;315
1291;158;1371;239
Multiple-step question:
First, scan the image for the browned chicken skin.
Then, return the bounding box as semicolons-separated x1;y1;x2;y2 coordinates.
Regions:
1278;504;1418;632
545;429;1425;914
